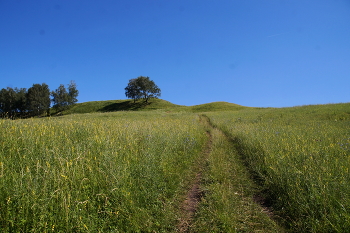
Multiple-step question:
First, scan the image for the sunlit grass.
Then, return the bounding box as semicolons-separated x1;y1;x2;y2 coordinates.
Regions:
2;102;349;232
60;99;249;115
0;112;207;232
206;103;350;232
193;126;281;232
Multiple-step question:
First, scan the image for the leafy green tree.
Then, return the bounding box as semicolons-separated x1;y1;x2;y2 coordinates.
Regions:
0;87;16;118
14;88;27;116
125;78;140;103
51;81;79;112
67;80;79;105
125;76;161;103
27;83;51;116
0;87;27;118
51;84;70;112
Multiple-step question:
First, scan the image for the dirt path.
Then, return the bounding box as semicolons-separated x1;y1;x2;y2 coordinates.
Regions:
177;117;212;232
176;115;282;232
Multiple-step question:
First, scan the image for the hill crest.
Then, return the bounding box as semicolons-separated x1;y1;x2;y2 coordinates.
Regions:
63;99;247;114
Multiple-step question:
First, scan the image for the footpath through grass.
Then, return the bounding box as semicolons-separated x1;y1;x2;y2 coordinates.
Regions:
1;101;349;232
0;110;280;232
206;103;350;232
191;116;281;232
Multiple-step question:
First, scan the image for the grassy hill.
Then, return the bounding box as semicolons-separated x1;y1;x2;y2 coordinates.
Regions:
61;98;249;115
2;100;350;231
61;99;180;114
188;101;247;112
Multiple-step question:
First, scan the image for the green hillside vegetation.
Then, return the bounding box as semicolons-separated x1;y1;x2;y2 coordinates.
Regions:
189;101;247;112
61;99;183;114
1;100;349;232
61;99;248;115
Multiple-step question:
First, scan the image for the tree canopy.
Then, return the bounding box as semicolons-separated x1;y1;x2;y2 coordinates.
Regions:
26;83;51;116
0;81;79;118
125;76;161;103
51;81;79;112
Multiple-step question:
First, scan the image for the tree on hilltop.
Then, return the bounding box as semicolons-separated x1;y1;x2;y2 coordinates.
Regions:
51;84;70;112
27;83;51;116
15;88;27;115
125;78;140;103
0;87;17;118
51;81;79;112
125;76;161;103
67;80;79;105
0;87;28;118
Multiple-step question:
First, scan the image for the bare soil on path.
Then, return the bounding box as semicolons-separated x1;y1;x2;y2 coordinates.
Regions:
176;115;282;232
177;117;212;232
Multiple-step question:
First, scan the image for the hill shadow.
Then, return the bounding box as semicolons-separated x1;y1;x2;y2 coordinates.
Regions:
98;101;150;112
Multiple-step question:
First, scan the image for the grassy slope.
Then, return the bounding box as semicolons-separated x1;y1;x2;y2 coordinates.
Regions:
35;99;350;231
61;99;248;115
0;112;208;232
205;102;350;232
189;101;247;112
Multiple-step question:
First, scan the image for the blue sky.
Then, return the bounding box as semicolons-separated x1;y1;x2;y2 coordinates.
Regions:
0;0;349;107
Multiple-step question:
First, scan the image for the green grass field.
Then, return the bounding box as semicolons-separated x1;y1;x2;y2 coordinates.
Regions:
206;103;350;232
0;112;208;232
1;99;349;232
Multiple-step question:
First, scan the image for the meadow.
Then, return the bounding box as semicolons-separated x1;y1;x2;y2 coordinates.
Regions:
0;112;207;232
206;103;350;232
0;100;349;232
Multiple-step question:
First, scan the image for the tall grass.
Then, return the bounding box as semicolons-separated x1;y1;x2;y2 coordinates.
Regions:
206;103;350;232
2;102;349;232
193;126;281;232
0;112;206;232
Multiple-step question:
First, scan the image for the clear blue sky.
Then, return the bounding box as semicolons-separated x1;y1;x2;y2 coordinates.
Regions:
1;0;349;107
